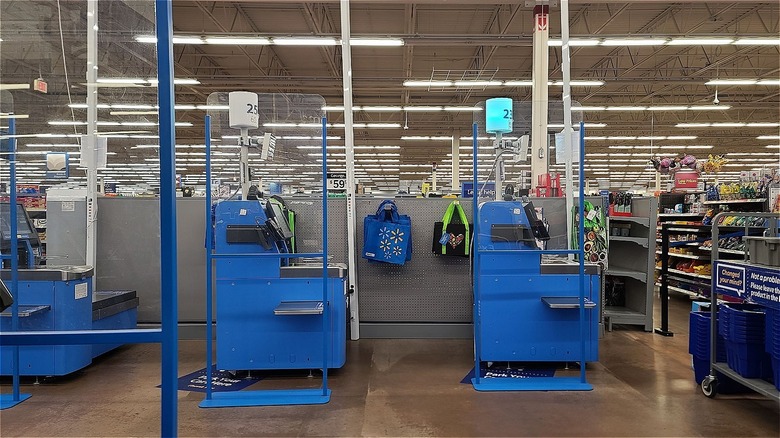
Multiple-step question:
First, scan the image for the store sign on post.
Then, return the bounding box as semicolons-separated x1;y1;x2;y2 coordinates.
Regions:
674;170;699;189
327;172;346;191
46;152;69;180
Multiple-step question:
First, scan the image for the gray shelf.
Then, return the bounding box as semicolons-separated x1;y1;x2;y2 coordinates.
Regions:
711;363;780;401
657;213;705;218
703;198;767;205
606;267;647;282
668;227;710;233
668;285;707;299
664;252;710;260
609;216;651;226
610;236;649;248
668;268;711;280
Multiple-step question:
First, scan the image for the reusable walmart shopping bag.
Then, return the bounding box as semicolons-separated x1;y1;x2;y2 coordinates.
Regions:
363;200;412;265
432;201;472;257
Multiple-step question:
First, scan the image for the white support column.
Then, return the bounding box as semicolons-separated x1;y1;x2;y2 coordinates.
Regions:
560;0;574;250
340;0;360;340
85;0;98;281
530;3;550;192
451;134;460;193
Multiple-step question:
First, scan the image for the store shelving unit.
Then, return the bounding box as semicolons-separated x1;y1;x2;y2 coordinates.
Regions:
655;222;769;336
604;197;657;332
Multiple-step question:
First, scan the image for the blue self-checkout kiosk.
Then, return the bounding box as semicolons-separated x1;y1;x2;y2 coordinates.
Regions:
213;198;347;371
474;200;600;365
0;202;139;376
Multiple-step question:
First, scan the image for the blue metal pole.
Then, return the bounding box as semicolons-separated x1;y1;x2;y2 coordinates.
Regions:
204;115;213;401
155;1;179;435
9;118;20;401
471;122;480;385
321;117;330;396
577;121;586;384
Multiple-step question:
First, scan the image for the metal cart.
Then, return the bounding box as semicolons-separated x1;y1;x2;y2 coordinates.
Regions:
702;212;780;401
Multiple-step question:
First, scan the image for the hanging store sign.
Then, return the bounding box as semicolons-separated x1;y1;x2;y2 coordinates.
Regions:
46;152;69;180
673;170;699;189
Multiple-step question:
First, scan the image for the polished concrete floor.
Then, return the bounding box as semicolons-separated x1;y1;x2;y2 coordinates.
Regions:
2;294;779;437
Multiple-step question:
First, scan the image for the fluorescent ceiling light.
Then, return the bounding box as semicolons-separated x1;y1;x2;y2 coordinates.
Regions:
453;80;502;87
404;106;444;112
689;105;730;111
97;78;145;84
0;84;31;90
747;122;780;127
274;37;337;46
575;106;606;111
197;105;229;110
113;104;155;110
551;80;604;86
25;143;80;148
757;79;780;85
504;80;533;86
668;38;734;45
364;123;401;128
647;106;688;111
550;39;601;46
711;122;745;127
733;38;780;46
205;37;270;45
686;146;714;149
173;36;204;45
606;106;646;111
135;35;204;44
706;79;758;85
444;106;482;112
757;135;780;140
667;136;698;140
600;38;667;46
676;123;710;128
170;78;201;85
403;80;453;87
0;114;28;119
48;121;87;126
361;106;402;111
350;38;404;46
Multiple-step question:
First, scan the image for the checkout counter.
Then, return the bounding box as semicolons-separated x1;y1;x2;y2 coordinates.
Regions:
213;199;347;371
474;200;600;368
0;202;138;376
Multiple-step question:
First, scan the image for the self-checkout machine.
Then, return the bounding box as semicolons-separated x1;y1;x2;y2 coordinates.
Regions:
0;105;138;384
200;92;346;407
470;98;600;391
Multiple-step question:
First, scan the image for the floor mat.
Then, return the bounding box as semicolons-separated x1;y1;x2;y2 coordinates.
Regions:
166;366;262;392
460;364;556;384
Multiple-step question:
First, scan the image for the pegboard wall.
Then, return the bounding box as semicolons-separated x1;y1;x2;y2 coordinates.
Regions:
287;196;588;324
355;198;475;323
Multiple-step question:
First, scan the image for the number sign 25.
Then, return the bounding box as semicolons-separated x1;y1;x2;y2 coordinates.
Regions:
246;104;258;114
